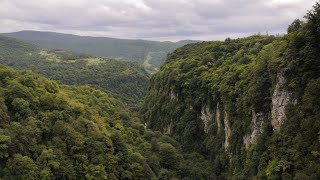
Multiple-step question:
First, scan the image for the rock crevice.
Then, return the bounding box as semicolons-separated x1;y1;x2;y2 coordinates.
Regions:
243;110;265;149
224;107;231;150
200;105;213;133
170;90;178;101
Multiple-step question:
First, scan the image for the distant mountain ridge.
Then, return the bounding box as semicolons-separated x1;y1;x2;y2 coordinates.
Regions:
1;31;198;73
0;35;150;110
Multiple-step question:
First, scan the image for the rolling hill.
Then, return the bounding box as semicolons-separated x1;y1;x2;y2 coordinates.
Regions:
1;31;198;73
0;35;149;110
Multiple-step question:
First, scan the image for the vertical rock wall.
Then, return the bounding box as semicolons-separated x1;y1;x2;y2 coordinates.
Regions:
200;105;213;133
216;103;221;132
243;110;265;149
271;71;296;131
224;107;231;150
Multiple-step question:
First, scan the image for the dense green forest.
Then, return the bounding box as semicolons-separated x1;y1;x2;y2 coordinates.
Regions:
0;36;149;110
1;31;197;73
0;64;215;179
142;3;320;179
1;2;320;180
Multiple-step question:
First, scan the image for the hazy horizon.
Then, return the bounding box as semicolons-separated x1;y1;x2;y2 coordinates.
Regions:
2;30;200;42
0;0;317;41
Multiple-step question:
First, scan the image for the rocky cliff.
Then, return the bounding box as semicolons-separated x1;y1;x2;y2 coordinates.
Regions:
271;71;296;130
142;9;320;178
243;110;265;149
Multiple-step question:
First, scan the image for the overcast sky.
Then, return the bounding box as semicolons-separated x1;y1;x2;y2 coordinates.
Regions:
0;0;317;41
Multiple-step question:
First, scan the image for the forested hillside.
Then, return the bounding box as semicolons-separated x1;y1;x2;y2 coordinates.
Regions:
1;31;197;73
0;64;214;179
142;3;320;179
0;36;149;110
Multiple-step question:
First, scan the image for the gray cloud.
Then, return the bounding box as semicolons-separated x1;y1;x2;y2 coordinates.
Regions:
0;0;317;41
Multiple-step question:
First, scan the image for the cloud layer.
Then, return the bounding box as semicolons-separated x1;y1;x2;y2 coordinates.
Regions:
0;0;317;41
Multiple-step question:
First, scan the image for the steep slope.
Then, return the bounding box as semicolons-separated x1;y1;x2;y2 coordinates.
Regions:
1;31;197;73
0;64;213;179
142;4;320;179
0;36;149;110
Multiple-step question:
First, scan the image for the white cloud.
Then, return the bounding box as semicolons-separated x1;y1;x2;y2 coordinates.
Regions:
0;0;318;41
268;0;304;6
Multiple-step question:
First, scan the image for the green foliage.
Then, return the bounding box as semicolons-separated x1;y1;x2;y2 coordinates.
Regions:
0;65;211;179
287;19;304;33
0;135;11;158
0;36;149;110
158;143;181;169
4;154;39;180
11;98;32;120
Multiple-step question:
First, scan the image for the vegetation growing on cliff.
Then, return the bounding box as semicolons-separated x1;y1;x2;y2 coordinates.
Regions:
142;3;320;179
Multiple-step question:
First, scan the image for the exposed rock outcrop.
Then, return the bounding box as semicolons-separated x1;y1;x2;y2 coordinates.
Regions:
163;122;172;134
216;103;221;132
170;90;178;101
224;107;231;150
200;105;213;133
243;110;265;149
271;71;296;131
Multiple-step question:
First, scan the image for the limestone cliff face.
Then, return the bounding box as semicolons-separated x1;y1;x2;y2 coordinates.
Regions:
271;71;296;131
199;103;223;134
164;70;296;152
224;107;231;150
243;71;297;147
194;70;297;150
163;122;172;135
243;110;265;149
168;71;296;149
200;103;222;133
200;105;213;133
216;103;221;132
170;90;178;101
